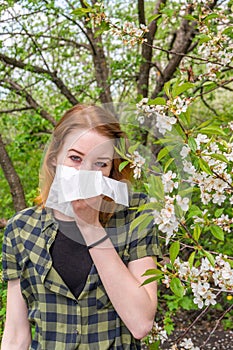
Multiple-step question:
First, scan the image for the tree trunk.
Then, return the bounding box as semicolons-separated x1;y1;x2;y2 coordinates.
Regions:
151;19;196;99
80;1;113;106
137;0;167;97
87;30;113;106
0;133;27;212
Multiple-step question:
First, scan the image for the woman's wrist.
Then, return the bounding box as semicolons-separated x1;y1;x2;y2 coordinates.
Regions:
87;233;109;249
76;221;111;248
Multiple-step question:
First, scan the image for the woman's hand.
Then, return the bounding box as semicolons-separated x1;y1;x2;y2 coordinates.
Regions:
71;196;109;247
71;195;103;226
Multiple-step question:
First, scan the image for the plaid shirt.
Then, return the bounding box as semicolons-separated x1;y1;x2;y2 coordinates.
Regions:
2;192;161;350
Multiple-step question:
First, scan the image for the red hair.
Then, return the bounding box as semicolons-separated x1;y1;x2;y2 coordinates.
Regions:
35;104;133;224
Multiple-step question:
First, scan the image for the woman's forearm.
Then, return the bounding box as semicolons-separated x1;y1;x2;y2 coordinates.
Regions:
88;237;157;339
1;333;31;350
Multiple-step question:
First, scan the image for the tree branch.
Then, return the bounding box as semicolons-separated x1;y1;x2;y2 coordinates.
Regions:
151;5;197;98
0;53;78;105
1;78;57;126
0;133;27;212
77;1;113;105
137;0;167;97
11;7;51;72
0;32;90;51
200;88;219;116
175;291;222;344
0;107;33;114
200;303;233;349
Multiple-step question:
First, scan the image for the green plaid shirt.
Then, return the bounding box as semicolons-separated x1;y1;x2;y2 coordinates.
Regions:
2;192;161;350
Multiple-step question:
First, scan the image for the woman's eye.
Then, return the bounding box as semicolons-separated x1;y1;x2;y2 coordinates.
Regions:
95;161;107;168
69;155;82;162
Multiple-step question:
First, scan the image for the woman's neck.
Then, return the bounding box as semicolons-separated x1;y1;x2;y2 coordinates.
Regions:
53;209;75;222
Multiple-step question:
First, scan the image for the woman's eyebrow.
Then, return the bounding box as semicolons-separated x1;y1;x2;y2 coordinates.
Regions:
68;148;112;160
67;148;85;156
96;157;113;161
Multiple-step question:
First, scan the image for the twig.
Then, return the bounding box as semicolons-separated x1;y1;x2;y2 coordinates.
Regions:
200;89;219;116
0;107;33;114
175;291;221;343
144;42;233;69
200;303;233;349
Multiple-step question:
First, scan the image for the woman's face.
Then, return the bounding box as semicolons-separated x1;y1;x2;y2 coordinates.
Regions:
56;129;114;177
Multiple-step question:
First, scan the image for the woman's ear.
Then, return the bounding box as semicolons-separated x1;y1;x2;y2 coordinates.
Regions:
51;156;57;166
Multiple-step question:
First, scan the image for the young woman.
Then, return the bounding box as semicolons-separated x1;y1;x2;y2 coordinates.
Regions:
2;104;161;350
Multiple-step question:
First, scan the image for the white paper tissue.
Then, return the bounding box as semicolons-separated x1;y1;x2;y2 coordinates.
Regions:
46;165;129;217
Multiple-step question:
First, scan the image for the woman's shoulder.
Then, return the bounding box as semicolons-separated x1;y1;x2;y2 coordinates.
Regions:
5;206;52;232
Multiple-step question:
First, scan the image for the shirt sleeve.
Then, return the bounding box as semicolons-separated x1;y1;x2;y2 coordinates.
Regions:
2;218;22;281
127;193;162;262
128;223;162;262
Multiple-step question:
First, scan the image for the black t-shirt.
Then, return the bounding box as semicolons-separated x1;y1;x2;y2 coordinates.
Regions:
50;220;93;298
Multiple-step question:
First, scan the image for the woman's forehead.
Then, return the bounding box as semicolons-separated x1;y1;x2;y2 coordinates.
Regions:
62;129;115;156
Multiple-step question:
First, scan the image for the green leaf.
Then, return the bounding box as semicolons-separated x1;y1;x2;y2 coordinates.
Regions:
188;251;196;268
119;160;129;172
141;275;163;286
143;268;163;276
198;34;212;44
138;215;154;234
210;225;225;241
155;137;179;144
207;153;228;163
170;277;184;298
214;208;224;218
73;7;92;16
129;213;151;234
169;241;180;264
164;158;175;173
94;22;111;37
172;82;194;97
188;137;197;152
222;26;233;39
199;158;212;175
157;145;175;161
128;142;140;154
148;97;167;105
149;340;160;350
202;81;217;88
114;146;128;160
193;224;201;241
148;174;164;200
196;119;213;129
136;202;161;213
183;14;197;21
203;13;219;22
203;250;215;266
200;126;226;136
187;205;203;219
164;81;172;98
148;14;161;23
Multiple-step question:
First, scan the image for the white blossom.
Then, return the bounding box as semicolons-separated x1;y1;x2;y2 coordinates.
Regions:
156;114;177;135
180;145;191;159
129;151;145;179
176;195;189;211
204;290;217;306
180;338;200;350
162;171;178;193
212;192;226;205
183;160;196;175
